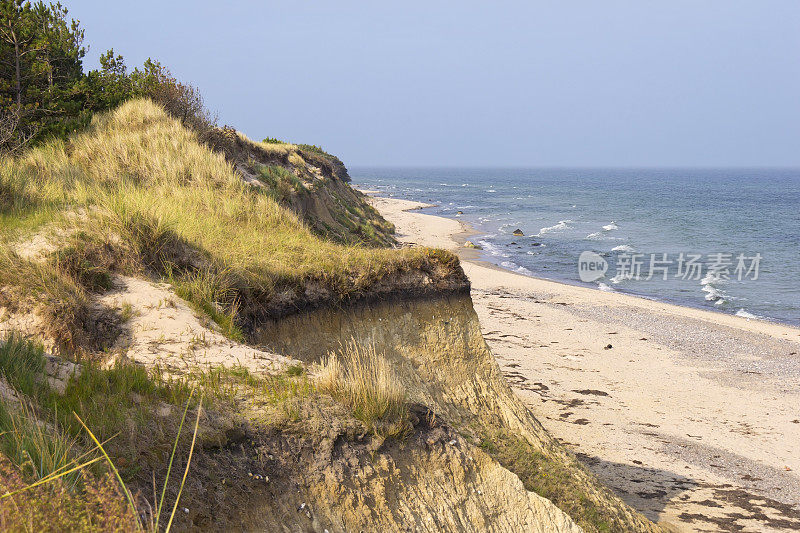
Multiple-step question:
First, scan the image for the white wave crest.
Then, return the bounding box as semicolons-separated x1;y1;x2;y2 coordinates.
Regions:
701;283;726;303
500;261;534;276
700;272;727;285
597;282;615;292
611;244;636;253
536;220;573;236
602;221;619;231
478;240;509;258
735;309;761;320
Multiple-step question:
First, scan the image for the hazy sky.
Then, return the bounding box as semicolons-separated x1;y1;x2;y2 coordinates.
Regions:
66;1;800;167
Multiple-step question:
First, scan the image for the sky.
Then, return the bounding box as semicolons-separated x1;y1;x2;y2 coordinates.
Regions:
65;1;800;167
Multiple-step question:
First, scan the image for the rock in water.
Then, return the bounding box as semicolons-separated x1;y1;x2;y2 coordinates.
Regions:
512;229;524;236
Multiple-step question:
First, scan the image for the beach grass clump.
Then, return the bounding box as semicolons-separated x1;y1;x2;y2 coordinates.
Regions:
317;343;411;439
0;334;196;476
0;333;48;399
0;332;216;530
255;164;307;203
0;400;80;486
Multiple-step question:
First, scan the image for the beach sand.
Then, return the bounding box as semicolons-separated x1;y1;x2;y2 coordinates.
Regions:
367;194;800;532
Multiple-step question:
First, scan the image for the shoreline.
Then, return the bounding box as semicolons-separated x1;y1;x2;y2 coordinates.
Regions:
368;194;800;337
365;192;800;532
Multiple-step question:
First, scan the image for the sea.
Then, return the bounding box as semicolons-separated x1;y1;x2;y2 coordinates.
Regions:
351;167;800;326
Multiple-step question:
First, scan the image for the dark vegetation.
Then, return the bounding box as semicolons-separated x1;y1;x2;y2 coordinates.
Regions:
0;0;212;156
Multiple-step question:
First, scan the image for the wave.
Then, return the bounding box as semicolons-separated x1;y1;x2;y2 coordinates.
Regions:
602;221;619;231
500;260;534;276
735;308;762;320
611;244;636;253
597;282;615;292
478;240;510;258
700;272;729;286
536;220;573;236
700;274;728;305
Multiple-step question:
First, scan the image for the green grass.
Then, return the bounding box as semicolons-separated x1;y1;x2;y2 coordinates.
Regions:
286;364;304;377
0;334;47;398
0;401;81;487
255;164;306;203
297;143;329;156
167;266;245;342
0;333;228;532
0;334;194;481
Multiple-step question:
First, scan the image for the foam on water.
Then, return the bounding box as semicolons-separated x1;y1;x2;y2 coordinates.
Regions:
500;261;534;276
536;220;573;236
478;240;510;258
611;244;636;253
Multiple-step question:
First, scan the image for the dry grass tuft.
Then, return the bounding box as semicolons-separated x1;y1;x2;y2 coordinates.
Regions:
317;343;410;439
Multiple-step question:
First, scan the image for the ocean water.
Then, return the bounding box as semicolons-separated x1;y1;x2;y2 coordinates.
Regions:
351;167;800;326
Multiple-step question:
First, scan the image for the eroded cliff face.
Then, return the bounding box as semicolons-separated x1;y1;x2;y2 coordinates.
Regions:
256;295;548;442
254;294;659;532
217;406;583;533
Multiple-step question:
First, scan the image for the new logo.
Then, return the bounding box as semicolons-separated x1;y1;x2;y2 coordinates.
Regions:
578;251;608;282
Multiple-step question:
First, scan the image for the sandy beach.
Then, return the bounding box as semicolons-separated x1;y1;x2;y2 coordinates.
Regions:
367;194;800;532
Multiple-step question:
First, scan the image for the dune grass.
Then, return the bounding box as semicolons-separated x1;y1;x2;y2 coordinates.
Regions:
0;99;460;340
0;335;194;479
317;343;411;439
0;333;217;531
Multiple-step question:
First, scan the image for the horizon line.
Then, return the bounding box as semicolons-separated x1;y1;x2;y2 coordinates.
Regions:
347;164;800;170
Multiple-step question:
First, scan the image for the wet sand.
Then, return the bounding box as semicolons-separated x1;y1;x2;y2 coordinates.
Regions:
367;194;800;532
